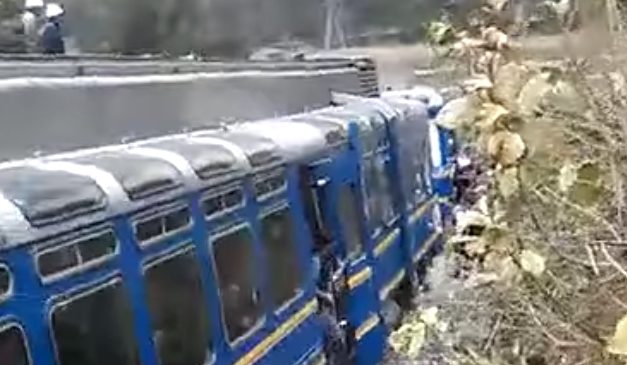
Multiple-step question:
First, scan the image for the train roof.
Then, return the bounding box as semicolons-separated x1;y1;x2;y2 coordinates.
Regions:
68;151;184;201
0;94;430;248
311;107;377;132
199;130;285;170
0;164;107;228
234;120;329;162
286;114;348;146
140;137;250;182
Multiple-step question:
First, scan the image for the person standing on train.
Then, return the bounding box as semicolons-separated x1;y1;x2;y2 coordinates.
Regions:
40;3;65;55
21;0;44;51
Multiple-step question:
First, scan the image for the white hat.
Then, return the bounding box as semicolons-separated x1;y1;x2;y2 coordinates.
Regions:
24;0;44;9
45;3;64;18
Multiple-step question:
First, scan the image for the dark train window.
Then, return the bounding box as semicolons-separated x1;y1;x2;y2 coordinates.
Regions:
38;245;80;278
298;166;327;250
0;325;30;365
37;231;118;280
0;265;11;299
135;217;162;242
202;197;222;217
212;227;263;342
78;232;117;263
224;189;244;207
51;280;139;365
362;154;395;236
164;208;191;232
202;187;244;218
254;170;286;198
144;249;212;365
260;208;302;307
336;185;365;259
135;207;191;244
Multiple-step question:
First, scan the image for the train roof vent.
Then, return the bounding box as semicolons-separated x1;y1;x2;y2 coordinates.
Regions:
217;132;284;169
0;166;106;227
71;152;182;200
143;139;245;182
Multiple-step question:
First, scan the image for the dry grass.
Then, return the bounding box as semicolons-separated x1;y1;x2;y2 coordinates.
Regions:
384;4;627;365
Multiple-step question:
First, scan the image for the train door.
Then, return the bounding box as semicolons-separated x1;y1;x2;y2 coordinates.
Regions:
301;126;386;365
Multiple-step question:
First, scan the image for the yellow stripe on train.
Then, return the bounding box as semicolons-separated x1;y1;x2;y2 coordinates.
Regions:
234;299;318;365
355;313;381;341
373;228;400;257
409;197;436;225
347;267;372;290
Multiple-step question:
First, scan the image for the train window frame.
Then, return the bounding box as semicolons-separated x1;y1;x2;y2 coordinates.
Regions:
0;263;13;303
258;204;305;314
133;204;193;246
298;165;327;245
361;151;396;238
47;276;140;365
142;245;215;365
253;168;287;201
0;321;32;365
201;184;245;220
35;228;119;283
336;183;366;261
209;223;266;346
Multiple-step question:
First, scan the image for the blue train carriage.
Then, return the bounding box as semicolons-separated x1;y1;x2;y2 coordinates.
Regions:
0;128;327;365
374;95;447;285
251;112;390;365
382;87;457;221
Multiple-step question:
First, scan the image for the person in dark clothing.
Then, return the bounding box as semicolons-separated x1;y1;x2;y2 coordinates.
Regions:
311;230;351;365
40;3;64;54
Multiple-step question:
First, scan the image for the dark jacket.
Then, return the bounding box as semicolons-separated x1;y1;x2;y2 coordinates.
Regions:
41;20;64;54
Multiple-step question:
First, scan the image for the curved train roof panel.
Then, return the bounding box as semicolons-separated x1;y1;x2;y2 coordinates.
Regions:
382;86;444;115
141;138;247;182
0;165;106;227
382;96;430;123
236;120;328;162
287;115;348;146
203;131;285;170
341;102;388;128
311;107;373;131
69;151;183;201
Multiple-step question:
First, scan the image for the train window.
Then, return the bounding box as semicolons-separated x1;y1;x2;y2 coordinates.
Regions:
0;325;30;365
260;208;302;308
164;207;191;232
38;245;80;278
134;207;192;244
37;231;118;280
336;185;365;259
362;155;395;236
135;217;162;242
144;249;212;365
77;232;117;263
212;226;263;342
254;170;286;199
202;187;244;218
51;280;139;365
0;265;12;299
224;189;244;207
298;166;328;249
